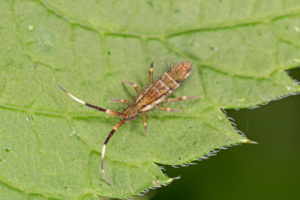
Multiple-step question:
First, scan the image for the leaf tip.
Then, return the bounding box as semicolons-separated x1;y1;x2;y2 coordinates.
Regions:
241;138;258;144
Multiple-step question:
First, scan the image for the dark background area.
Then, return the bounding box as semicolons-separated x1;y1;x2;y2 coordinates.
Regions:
152;68;300;200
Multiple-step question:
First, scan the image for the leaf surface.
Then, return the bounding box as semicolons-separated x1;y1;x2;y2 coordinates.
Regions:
0;0;299;199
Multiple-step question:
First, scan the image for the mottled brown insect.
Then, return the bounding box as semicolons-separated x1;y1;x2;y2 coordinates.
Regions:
57;62;200;184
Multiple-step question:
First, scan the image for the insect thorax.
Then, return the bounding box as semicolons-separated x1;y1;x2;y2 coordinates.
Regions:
123;105;139;121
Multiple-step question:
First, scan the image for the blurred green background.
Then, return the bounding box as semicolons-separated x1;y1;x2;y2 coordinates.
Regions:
152;68;300;200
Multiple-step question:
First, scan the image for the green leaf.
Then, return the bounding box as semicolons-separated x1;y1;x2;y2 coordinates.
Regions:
0;0;299;199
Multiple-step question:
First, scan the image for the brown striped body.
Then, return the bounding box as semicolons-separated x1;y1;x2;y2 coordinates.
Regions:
57;61;198;185
123;62;192;121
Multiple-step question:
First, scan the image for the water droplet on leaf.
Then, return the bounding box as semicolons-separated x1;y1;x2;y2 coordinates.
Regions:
28;25;34;31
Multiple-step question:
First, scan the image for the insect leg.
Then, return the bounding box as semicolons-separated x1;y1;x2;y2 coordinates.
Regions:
101;119;125;185
165;96;200;102
155;106;179;112
108;99;131;105
124;81;140;94
149;62;154;84
57;84;122;117
142;114;147;135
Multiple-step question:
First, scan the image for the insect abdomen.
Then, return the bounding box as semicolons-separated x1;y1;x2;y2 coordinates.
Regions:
167;62;192;83
159;62;192;91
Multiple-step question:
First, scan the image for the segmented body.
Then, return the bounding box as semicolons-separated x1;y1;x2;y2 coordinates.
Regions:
123;62;192;121
57;62;198;185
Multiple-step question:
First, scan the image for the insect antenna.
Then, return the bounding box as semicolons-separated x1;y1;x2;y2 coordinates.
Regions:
101;119;125;184
56;84;122;117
